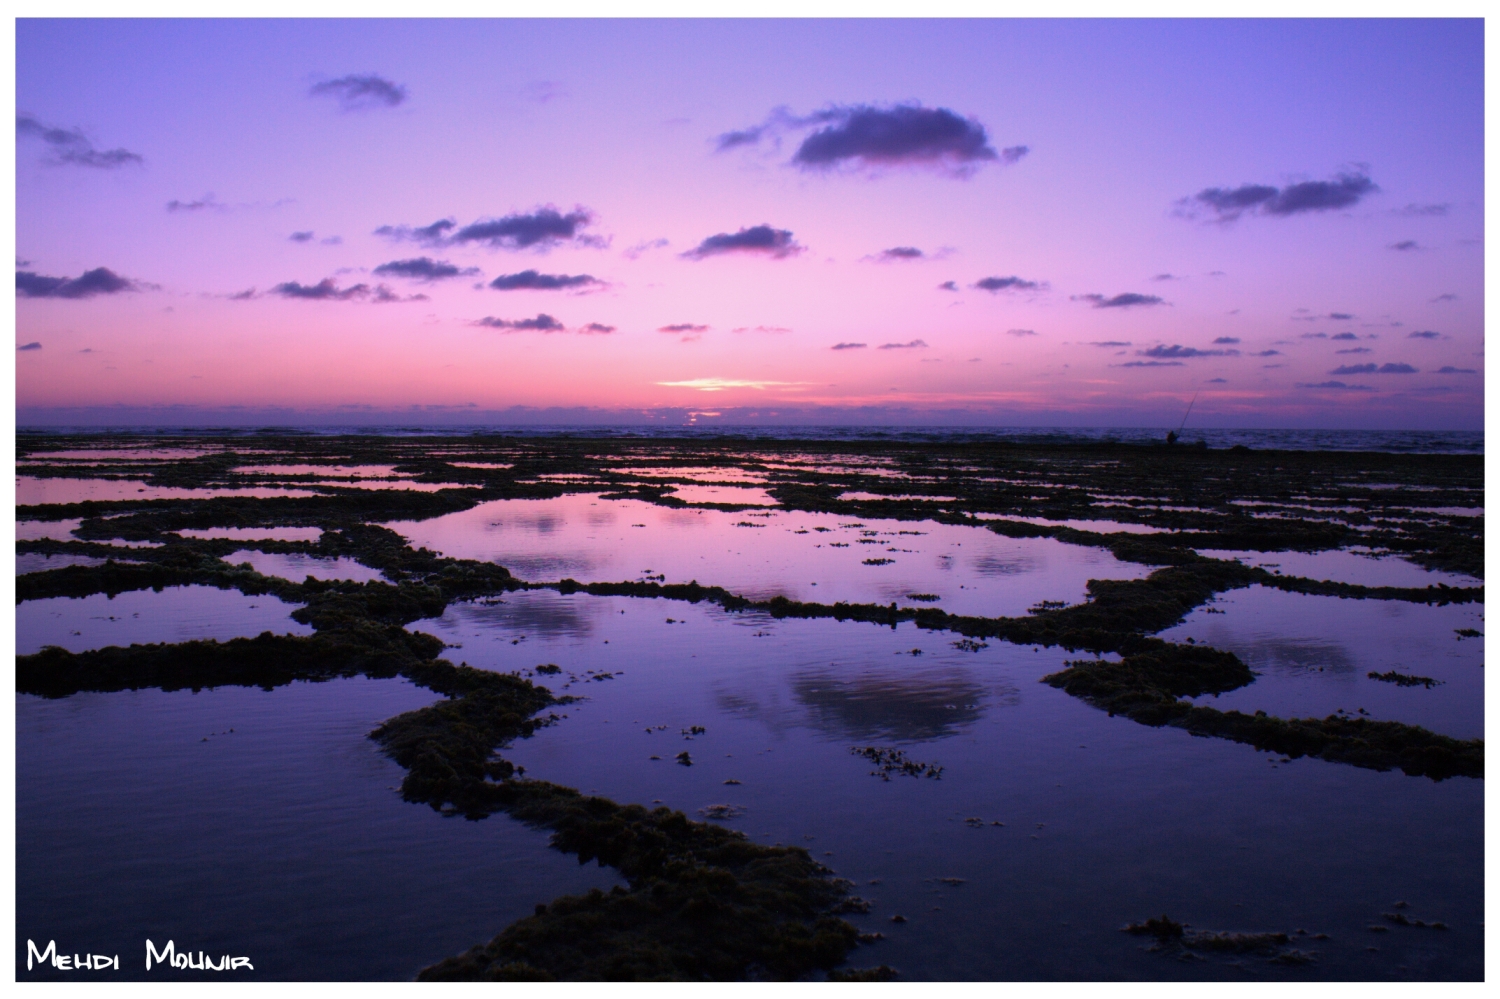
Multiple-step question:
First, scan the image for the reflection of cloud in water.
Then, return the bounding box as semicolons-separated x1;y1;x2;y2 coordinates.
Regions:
970;553;1041;577
488;514;562;535
490;553;596;578
447;592;598;640
1235;639;1356;676
722;665;1010;743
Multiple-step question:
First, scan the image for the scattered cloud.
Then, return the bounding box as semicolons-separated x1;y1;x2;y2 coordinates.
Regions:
474;313;566;331
682;225;802;260
937;280;959;292
875;246;925;261
1330;332;1358;341
373;257;480;282
1150;273;1180;282
1389;240;1420;251
309;74;407;110
1329;362;1417;375
271;278;369;301
376;207;600;251
321;236;342;246
16;113;142;168
1435;366;1478;374
1377;362;1417;374
1006;328;1038;337
228;288;257;301
1430;293;1458;303
659;323;709;334
1073;292;1165;309
1179;171;1378;222
1088;340;1131;348
17;267;141;299
1119;360;1184;368
1396;203;1449;217
1334;347;1372;355
1408;330;1442;339
1300;380;1374;391
732;325;792;334
831;342;867;350
289;231;315;242
878;339;929;350
623;238;669;260
580;322;616;335
1253;349;1282;357
488;269;601;291
371;285;428;304
656;378;809;391
1213;336;1240;344
166;194;228;213
974;275;1043;293
1138;344;1237;359
17;341;41;351
1206;377;1227;383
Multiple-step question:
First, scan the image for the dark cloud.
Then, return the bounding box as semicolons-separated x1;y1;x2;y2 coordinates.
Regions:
371;285;427;304
167;195;228;213
17;267;139;299
1088;340;1131;348
289;231;315;242
1073;292;1165;309
17;341;41;351
1377;363;1417;374
228;288;258;301
1335;347;1371;355
878;339;928;350
974;275;1042;293
1213;336;1240;344
488;270;601;291
272;278;369;301
580;323;616;335
474;314;566;332
1435;366;1478;374
1006;328;1038;337
309;74;407;110
16;113;142;168
1119;360;1184;368
1430;293;1458;303
373;257;480;282
831;342;867;350
1330;332;1358;341
1390;240;1420;251
1206;377;1227;383
1150;273;1179;282
1182;172;1378;221
1139;344;1237;359
682;225;802;260
1330;363;1377;375
1329;312;1355;320
1300;333;1328;340
1300;380;1374;391
878;247;925;260
1408;330;1442;339
1253;349;1282;357
659;323;709;333
937;281;958;292
377;209;598;251
1396;203;1449;217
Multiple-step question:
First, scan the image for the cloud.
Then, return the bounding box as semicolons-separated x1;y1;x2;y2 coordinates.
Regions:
682;225;802;260
831;342;867;350
1390;240;1420;251
167;194;228;213
656;378;810;391
371;257;479;282
1181;171;1378;221
937;280;959;292
16;113;142;168
1073;292;1165;309
878;339;928;350
1119;360;1183;368
1213;336;1240;344
1206;377;1226;383
1435;366;1478;374
524;81;566;103
1334;347;1371;355
1151;273;1179;282
289;231;315;242
1329;312;1355;320
1006;328;1038;337
1138;344;1237;359
1330;332;1358;341
1430;293;1458;303
580;322;616;334
1253;349;1282;357
371;285;428;304
1300;380;1374;391
1396;203;1449;216
660;323;709;334
1377;363;1417;374
1408;330;1442;339
488;270;600;291
17;267;140;299
1330;363;1377;375
1300;332;1328;339
321;236;342;246
474;313;566;331
974;275;1043;293
876;246;925;261
17;341;41;351
272;278;370;301
732;325;792;334
309;74;407;110
1087;340;1131;348
623;238;669;260
377;208;599;251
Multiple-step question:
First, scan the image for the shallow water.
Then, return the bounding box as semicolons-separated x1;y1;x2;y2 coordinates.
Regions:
224;550;388;585
177;527;325;543
1160;586;1484;740
17;553;122;576
17;587;313;655
15;678;625;981
407;591;1483;980
16;478;322;505
385;494;1152;617
1196;550;1482;589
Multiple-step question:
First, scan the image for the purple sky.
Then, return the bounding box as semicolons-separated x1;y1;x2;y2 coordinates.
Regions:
14;18;1484;428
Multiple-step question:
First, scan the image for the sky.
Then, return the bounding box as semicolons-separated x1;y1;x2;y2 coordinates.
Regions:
13;18;1485;429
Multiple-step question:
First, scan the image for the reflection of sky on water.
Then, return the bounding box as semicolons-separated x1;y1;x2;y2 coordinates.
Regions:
1161;586;1484;739
224;550;387;584
786;667;997;743
388;494;1149;617
17;585;312;655
17;553;115;575
1197;548;1481;589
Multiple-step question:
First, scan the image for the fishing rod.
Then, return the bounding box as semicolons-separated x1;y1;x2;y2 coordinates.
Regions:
1166;391;1198;444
